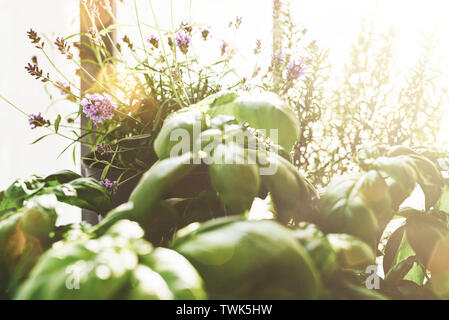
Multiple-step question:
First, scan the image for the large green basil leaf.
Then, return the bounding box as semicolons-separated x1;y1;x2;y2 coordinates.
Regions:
51;178;111;214
261;151;317;224
406;213;449;274
154;109;206;159
176;191;226;228
319;173;380;249
129;152;196;221
206;92;300;151
141;247;206;300
2;176;46;211
15;220;205;300
370;153;444;210
44;170;82;186
326;233;376;270
293;223;338;281
172;217;321;300
209;142;260;214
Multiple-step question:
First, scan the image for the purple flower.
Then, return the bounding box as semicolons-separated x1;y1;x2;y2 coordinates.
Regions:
88;27;97;38
176;30;190;54
286;58;306;81
99;178;118;194
271;50;285;69
220;41;228;56
96;142;113;157
254;39;262;55
171;68;182;83
54;37;73;60
28;113;50;129
82;0;99;15
56;81;70;96
180;21;193;34
252;66;261;78
88;27;101;45
201;28;210;41
147;34;159;48
219;41;235;60
273;0;282;19
81;93;117;126
167;36;174;50
235;16;242;29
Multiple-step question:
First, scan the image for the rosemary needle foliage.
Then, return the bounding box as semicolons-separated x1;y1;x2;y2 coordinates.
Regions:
264;1;447;187
311;22;446;187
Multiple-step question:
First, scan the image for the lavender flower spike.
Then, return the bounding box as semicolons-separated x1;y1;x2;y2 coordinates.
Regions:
147;34;159;48
99;178;118;194
81;93;117;126
28;113;50;129
271;50;285;69
96;142;113;157
201;28;210;41
286;58;306;81
176;30;190;54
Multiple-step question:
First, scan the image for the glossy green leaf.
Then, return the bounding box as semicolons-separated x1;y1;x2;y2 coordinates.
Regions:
319;173;380;249
20;195;58;241
0;212;22;248
383;226;425;286
209;143;260;214
383;225;406;273
406;213;449;274
154;109;205;159
206;92;300;151
326;233;376;270
293;223;338;280
177;191;226;227
435;185;449;214
384;256;417;285
4;175;46;204
92;202;136;237
142;247;207;300
261;151;317;224
172;217;321;299
141;200;181;246
44;170;82;186
51;177;111;214
129;152;196;221
409;154;444;210
372;153;444;210
54;114;61;133
371;156;418;209
100;165;110;181
15;220;205;300
354;170;393;232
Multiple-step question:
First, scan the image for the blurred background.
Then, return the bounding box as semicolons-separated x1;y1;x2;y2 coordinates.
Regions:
1;0;449;222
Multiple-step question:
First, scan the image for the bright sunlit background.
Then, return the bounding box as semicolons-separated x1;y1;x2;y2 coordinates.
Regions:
294;0;449;146
1;0;449;223
295;0;449;70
